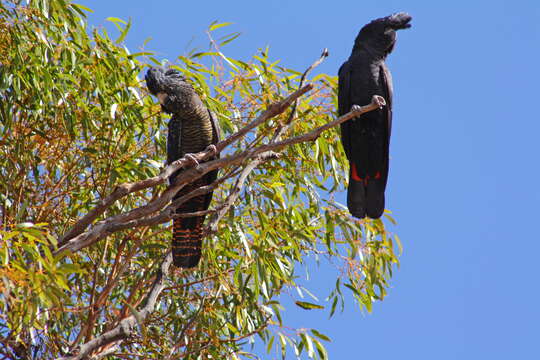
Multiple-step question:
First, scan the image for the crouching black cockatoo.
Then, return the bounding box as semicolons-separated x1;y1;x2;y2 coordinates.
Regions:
338;12;412;219
145;68;221;268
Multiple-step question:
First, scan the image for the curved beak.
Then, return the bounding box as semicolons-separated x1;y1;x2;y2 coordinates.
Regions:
389;12;412;30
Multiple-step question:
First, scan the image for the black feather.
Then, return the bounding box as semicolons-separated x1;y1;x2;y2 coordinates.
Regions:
338;13;411;219
145;68;221;268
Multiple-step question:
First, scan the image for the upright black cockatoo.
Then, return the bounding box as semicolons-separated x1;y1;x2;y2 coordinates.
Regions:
338;12;411;219
145;68;220;268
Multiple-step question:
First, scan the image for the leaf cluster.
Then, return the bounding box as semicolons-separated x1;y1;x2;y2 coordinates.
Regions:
0;2;401;359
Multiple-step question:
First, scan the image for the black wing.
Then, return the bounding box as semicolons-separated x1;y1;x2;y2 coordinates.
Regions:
208;110;221;145
338;60;352;160
379;63;393;143
203;110;222;210
378;63;393;186
167;116;181;166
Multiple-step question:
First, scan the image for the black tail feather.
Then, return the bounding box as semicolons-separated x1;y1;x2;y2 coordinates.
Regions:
172;216;204;268
171;180;209;268
365;179;385;219
347;167;385;219
347;171;366;219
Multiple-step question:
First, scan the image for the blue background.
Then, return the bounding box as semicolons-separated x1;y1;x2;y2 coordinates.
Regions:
87;1;540;358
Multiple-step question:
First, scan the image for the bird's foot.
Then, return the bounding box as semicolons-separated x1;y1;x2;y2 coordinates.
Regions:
205;144;218;157
350;104;362;112
372;95;386;109
184;154;199;168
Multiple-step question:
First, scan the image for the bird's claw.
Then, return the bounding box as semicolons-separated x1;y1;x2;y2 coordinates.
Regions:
372;95;386;109
184;154;199;168
205;144;218;157
351;104;362;112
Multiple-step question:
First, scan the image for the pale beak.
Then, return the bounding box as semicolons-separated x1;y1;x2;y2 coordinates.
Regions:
157;92;167;105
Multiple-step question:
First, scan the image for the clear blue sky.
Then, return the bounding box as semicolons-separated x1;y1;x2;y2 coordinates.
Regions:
87;1;539;358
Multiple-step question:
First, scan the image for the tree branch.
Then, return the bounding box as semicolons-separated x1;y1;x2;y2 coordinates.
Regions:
59;84;313;246
206;153;279;234
53;49;385;359
55;95;384;255
164;295;207;360
274;48;329;141
57;253;173;360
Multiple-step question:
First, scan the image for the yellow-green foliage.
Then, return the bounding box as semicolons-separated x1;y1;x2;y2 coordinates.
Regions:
0;1;401;359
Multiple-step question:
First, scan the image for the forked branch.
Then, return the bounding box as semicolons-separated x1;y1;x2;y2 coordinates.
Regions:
54;48;385;359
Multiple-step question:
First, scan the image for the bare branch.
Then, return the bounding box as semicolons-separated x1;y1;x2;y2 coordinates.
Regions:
260;95;386;151
53;42;386;358
165;295;207;360
57;253;173;360
206;153;279;234
89;344;119;360
55;96;384;255
104;171;235;234
282;48;329;128
59;84;314;245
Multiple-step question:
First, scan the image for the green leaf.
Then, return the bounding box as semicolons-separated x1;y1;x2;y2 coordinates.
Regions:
301;333;314;358
116;17;132;44
314;338;329;360
71;3;94;13
0;6;402;356
266;335;275;354
311;329;331;342
126;302;146;340
209;22;234;32
295;301;324;310
127;52;154;59
106;17;127;25
219;32;241;46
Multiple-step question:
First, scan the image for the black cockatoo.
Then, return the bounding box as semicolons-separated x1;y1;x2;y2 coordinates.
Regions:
145;68;220;268
338;12;411;219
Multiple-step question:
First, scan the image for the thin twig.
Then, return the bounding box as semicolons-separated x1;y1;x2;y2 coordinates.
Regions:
55;95;384;255
273;48;329;141
165;295;207;360
57;253;173;360
89;344;119;360
206;153;279;234
54;48;385;359
59;84;313;245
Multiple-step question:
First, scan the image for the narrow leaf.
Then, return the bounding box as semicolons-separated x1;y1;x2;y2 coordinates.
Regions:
209;22;233;31
295;301;324;310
